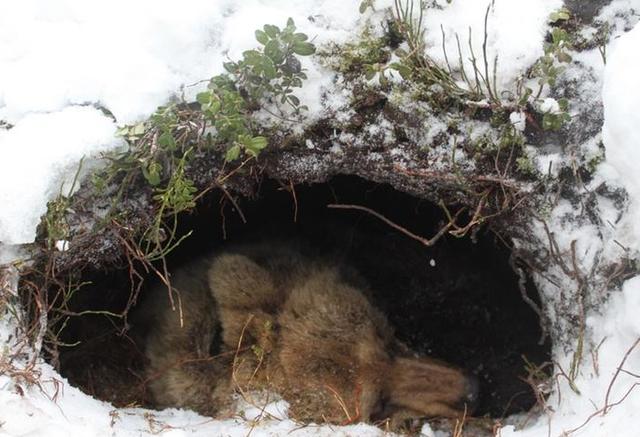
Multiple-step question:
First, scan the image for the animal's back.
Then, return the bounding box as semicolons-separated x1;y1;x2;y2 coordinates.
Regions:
142;242;477;426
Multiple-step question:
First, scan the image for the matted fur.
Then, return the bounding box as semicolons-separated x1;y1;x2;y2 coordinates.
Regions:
144;243;476;425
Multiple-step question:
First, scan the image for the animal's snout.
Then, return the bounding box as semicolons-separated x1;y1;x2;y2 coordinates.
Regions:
458;373;480;413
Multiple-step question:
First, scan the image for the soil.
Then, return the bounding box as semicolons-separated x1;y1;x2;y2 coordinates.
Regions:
564;0;613;22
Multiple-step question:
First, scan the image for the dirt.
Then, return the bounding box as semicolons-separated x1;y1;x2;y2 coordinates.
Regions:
564;0;613;22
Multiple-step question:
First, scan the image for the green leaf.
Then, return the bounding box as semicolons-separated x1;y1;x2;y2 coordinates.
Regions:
394;48;408;58
549;8;571;23
250;136;268;150
292;41;315;56
115;126;129;138
196;92;211;105
264;24;280;38
364;65;376;81
390;62;411;79
225;144;241;161
244;136;268;157
142;162;162;186
243;50;262;66
131;123;146;136
558;98;569;112
262;57;277;79
223;62;237;73
255;29;269;45
280;32;294;44
552;29;570;44
557;52;572;63
265;40;284;64
293;32;308;42
288;95;300;107
286;17;295;29
359;0;375;13
542;113;564;131
158;132;176;150
209;99;221;114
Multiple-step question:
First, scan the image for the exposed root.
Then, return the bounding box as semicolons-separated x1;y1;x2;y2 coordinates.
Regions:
327;203;464;247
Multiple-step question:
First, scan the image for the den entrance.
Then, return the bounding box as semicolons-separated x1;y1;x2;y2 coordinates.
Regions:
53;175;550;420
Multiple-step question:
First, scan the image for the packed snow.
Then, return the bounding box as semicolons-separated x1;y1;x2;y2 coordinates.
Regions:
2;0;640;436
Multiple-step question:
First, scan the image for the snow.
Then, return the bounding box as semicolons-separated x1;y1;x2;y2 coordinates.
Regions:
0;0;567;249
498;11;640;437
2;1;640;437
501;277;640;437
424;0;562;93
0;362;390;437
602;21;640;252
0;106;120;244
540;97;561;114
0;0;372;248
510;111;526;132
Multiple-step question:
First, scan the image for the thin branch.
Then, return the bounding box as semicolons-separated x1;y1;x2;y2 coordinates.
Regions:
603;336;640;414
510;252;547;344
566;383;639;435
482;2;496;101
327;203;464;247
218;183;247;224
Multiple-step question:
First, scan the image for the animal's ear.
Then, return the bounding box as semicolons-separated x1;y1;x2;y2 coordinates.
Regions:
207;254;280;311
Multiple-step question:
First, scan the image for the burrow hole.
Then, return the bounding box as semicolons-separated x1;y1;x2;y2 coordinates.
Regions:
50;175;551;419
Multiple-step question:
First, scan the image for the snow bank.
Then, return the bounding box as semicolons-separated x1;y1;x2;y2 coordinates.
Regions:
0;0;369;126
0;106;119;244
499;14;640;437
602;21;640;252
0;0;223;124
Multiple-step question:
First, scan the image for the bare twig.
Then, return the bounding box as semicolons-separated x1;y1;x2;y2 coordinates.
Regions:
565;383;639;435
327;203;464;247
510;252;547;344
563;336;640;435
482;2;496;102
289;179;298;223
453;405;468;437
219;183;247;224
603;336;640;414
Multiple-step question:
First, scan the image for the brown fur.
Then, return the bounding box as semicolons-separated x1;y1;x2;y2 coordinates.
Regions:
144;243;477;426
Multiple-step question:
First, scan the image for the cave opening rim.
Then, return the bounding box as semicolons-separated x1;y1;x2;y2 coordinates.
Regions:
28;174;553;423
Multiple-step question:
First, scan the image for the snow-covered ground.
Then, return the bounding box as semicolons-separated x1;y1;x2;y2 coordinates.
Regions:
2;0;640;436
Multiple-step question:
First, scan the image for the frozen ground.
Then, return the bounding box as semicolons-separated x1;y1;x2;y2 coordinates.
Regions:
2;0;640;436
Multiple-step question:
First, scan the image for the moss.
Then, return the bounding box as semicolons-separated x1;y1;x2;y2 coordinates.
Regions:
585;145;605;174
319;24;392;75
515;155;538;178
